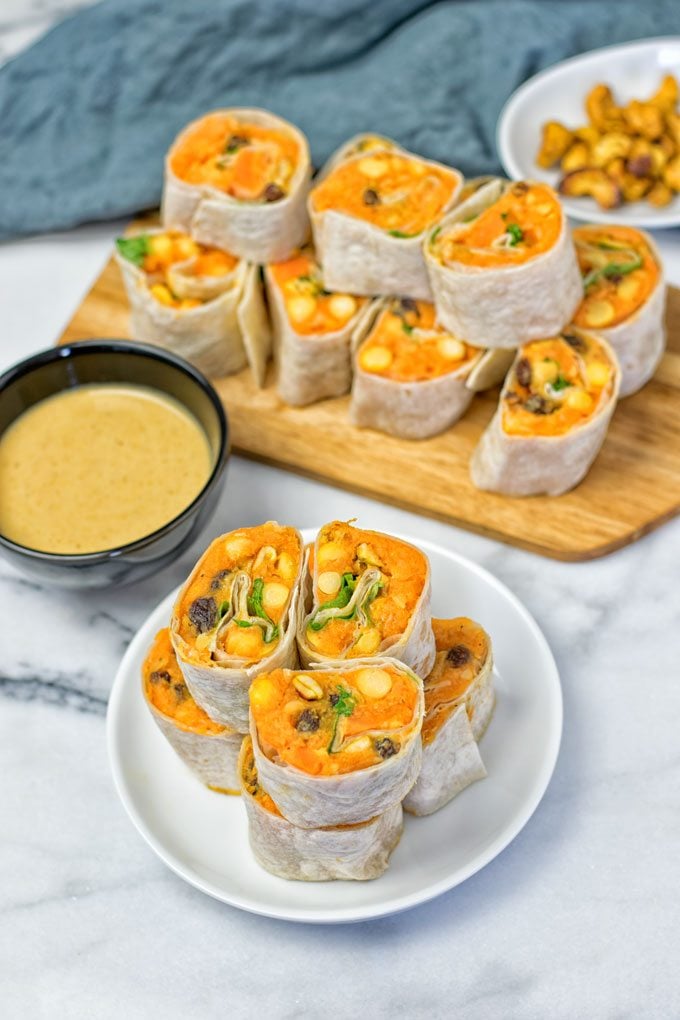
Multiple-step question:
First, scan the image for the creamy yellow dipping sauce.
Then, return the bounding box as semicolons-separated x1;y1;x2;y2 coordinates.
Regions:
0;384;213;554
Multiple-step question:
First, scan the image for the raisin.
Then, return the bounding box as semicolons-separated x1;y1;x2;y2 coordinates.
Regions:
562;333;585;351
363;188;381;205
263;183;284;202
210;569;231;591
329;692;340;707
375;737;399;759
515;357;532;388
523;394;553;415
296;709;320;732
149;670;170;684
225;133;249;152
446;644;471;667
188;596;217;633
399;297;419;315
173;682;189;700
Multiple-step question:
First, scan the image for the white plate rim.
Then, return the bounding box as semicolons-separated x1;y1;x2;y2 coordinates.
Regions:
497;35;680;228
106;530;563;924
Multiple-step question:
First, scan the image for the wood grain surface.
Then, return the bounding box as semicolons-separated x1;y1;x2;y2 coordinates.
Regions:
58;244;680;561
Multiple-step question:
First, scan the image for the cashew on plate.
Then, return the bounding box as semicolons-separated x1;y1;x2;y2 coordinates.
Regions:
536;74;680;209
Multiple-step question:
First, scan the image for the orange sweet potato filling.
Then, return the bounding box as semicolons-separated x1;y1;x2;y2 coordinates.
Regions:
249;665;419;776
240;735;383;829
169;112;299;200
434;182;562;268
304;521;427;659
310;151;459;236
269;249;365;336
421;618;488;745
127;231;238;310
573;225;659;330
502;334;614;437
357;299;478;382
177;524;302;664
143;628;224;735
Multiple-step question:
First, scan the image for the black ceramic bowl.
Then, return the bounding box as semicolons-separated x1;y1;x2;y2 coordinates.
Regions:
0;340;229;588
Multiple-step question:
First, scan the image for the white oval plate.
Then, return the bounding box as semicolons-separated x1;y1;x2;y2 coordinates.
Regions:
107;530;562;924
497;37;680;227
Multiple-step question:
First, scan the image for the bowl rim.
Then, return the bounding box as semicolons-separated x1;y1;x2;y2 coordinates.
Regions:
0;339;230;564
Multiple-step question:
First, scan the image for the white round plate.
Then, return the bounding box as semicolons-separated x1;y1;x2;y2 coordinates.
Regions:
107;530;562;924
497;37;680;227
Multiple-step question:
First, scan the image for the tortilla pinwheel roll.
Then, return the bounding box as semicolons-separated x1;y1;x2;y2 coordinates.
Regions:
248;659;423;828
350;297;483;438
239;737;403;881
115;228;271;383
573;225;666;397
471;329;620;496
170;523;305;733
162;108;311;264
297;520;436;678
404;617;494;816
425;179;582;348
309;143;462;300
142;628;243;794
265;247;374;406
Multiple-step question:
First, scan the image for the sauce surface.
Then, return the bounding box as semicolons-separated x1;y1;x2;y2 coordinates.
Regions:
0;384;213;554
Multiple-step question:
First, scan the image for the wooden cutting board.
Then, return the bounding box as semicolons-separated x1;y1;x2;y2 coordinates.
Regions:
58;246;680;561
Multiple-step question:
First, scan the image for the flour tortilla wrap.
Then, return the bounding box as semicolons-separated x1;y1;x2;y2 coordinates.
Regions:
425;180;582;349
594;278;665;397
297;520;436;678
162;108;311;264
171;525;305;732
350;365;476;438
405;182;516;395
115;231;270;381
148;703;243;793
239;737;403;880
456;175;504;207
249;658;424;828
237;264;272;388
404;618;494;816
465;348;516;393
315;133;402;182
309;148;462;300
141;628;243;793
264;255;377;406
471;329;621;496
573;227;666;398
350;298;482;439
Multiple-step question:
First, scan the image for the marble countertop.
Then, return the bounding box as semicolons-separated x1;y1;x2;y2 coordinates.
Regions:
2;10;680;1019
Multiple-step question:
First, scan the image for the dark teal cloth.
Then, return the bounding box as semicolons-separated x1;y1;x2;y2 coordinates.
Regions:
0;0;678;239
